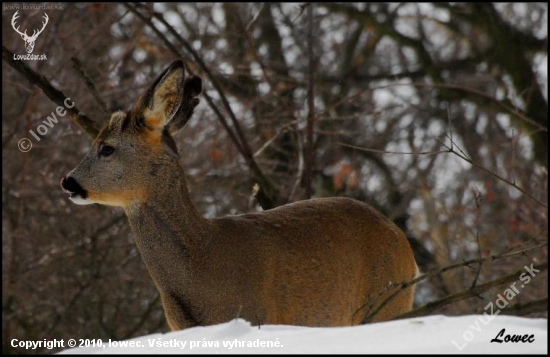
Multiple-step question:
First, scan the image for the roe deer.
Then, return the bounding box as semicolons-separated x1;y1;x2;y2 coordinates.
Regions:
61;60;418;330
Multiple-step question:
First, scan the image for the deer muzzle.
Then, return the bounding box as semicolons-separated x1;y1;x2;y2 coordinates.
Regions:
60;176;90;205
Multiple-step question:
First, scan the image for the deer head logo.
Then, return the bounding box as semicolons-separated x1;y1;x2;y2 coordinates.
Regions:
11;11;49;54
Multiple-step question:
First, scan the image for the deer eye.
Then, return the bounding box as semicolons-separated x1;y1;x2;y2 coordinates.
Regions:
99;145;115;157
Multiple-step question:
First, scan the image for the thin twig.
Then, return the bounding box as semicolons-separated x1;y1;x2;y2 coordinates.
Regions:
292;3;311;23
337;142;448;156
70;57;109;115
304;3;315;198
471;188;484;288
253;122;295;158
446;103;454;151
438;136;547;208
288;122;305;202
511;129;517;184
245;3;265;31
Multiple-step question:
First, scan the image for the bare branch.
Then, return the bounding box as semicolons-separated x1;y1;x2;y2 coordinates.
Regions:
3;45;99;138
359;241;548;322
500;297;548;317
392;262;547;320
336;136;547;208
411;82;547;133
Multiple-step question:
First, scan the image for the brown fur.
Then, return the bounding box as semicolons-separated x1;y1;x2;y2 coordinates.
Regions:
63;60;418;330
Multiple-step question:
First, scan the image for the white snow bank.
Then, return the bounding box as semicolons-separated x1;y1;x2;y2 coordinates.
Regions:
59;315;547;354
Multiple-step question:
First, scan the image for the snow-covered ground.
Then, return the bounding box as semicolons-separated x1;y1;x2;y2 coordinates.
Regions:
59;315;546;354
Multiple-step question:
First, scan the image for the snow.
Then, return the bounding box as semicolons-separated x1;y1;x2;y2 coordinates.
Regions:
59;315;546;354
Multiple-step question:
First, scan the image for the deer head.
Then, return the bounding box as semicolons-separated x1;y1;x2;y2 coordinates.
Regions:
11;11;49;54
61;61;202;207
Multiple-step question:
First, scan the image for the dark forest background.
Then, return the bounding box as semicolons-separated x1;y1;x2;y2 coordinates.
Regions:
2;3;547;354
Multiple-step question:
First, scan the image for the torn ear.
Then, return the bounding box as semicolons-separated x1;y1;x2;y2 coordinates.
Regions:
167;75;203;134
132;60;185;131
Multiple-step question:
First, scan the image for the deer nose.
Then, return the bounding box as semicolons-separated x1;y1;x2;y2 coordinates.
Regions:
60;176;87;199
60;176;72;193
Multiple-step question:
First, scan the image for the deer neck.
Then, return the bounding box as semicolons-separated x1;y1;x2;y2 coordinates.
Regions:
123;163;211;287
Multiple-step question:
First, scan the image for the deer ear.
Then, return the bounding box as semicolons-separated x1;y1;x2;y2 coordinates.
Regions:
167;75;203;134
132;61;185;131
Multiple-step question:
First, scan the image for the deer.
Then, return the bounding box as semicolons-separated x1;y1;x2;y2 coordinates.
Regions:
60;60;418;330
11;11;49;54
